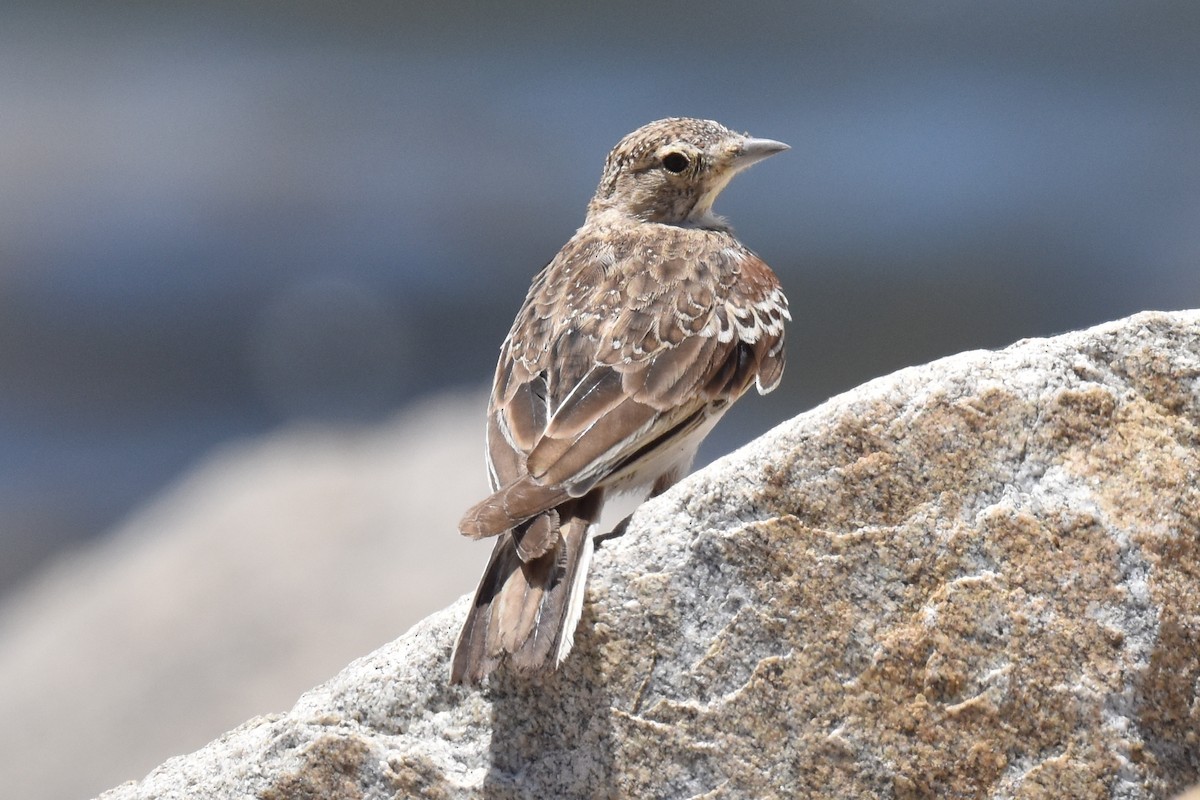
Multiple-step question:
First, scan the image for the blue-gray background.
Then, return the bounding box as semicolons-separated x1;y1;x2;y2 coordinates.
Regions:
3;0;1199;595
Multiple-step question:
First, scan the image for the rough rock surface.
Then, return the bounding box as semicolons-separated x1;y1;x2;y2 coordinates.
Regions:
99;311;1200;799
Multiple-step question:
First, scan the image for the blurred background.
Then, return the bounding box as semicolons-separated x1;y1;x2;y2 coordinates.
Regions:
0;1;1197;797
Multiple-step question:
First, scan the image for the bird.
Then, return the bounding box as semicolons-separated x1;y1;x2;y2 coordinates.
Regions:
450;117;790;685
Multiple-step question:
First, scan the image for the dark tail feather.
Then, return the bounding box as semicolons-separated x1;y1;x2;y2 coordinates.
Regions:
458;475;572;539
450;492;603;685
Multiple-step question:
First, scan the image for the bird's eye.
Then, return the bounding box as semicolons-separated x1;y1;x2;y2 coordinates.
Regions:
661;152;690;173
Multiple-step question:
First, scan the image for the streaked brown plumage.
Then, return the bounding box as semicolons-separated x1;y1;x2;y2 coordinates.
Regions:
451;118;789;684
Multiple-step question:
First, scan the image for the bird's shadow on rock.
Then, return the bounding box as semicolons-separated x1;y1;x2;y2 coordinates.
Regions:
481;603;617;799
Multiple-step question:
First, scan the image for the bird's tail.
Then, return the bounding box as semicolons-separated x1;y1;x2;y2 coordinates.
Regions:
450;493;602;685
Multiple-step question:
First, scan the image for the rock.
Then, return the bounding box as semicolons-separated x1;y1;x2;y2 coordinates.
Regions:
98;310;1200;799
0;393;491;800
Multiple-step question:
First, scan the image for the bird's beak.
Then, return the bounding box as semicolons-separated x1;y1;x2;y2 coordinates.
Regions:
691;134;790;221
732;137;790;172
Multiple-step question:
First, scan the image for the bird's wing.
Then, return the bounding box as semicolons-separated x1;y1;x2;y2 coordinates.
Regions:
460;228;788;539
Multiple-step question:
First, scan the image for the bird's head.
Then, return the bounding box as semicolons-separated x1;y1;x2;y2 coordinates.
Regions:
587;117;788;228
